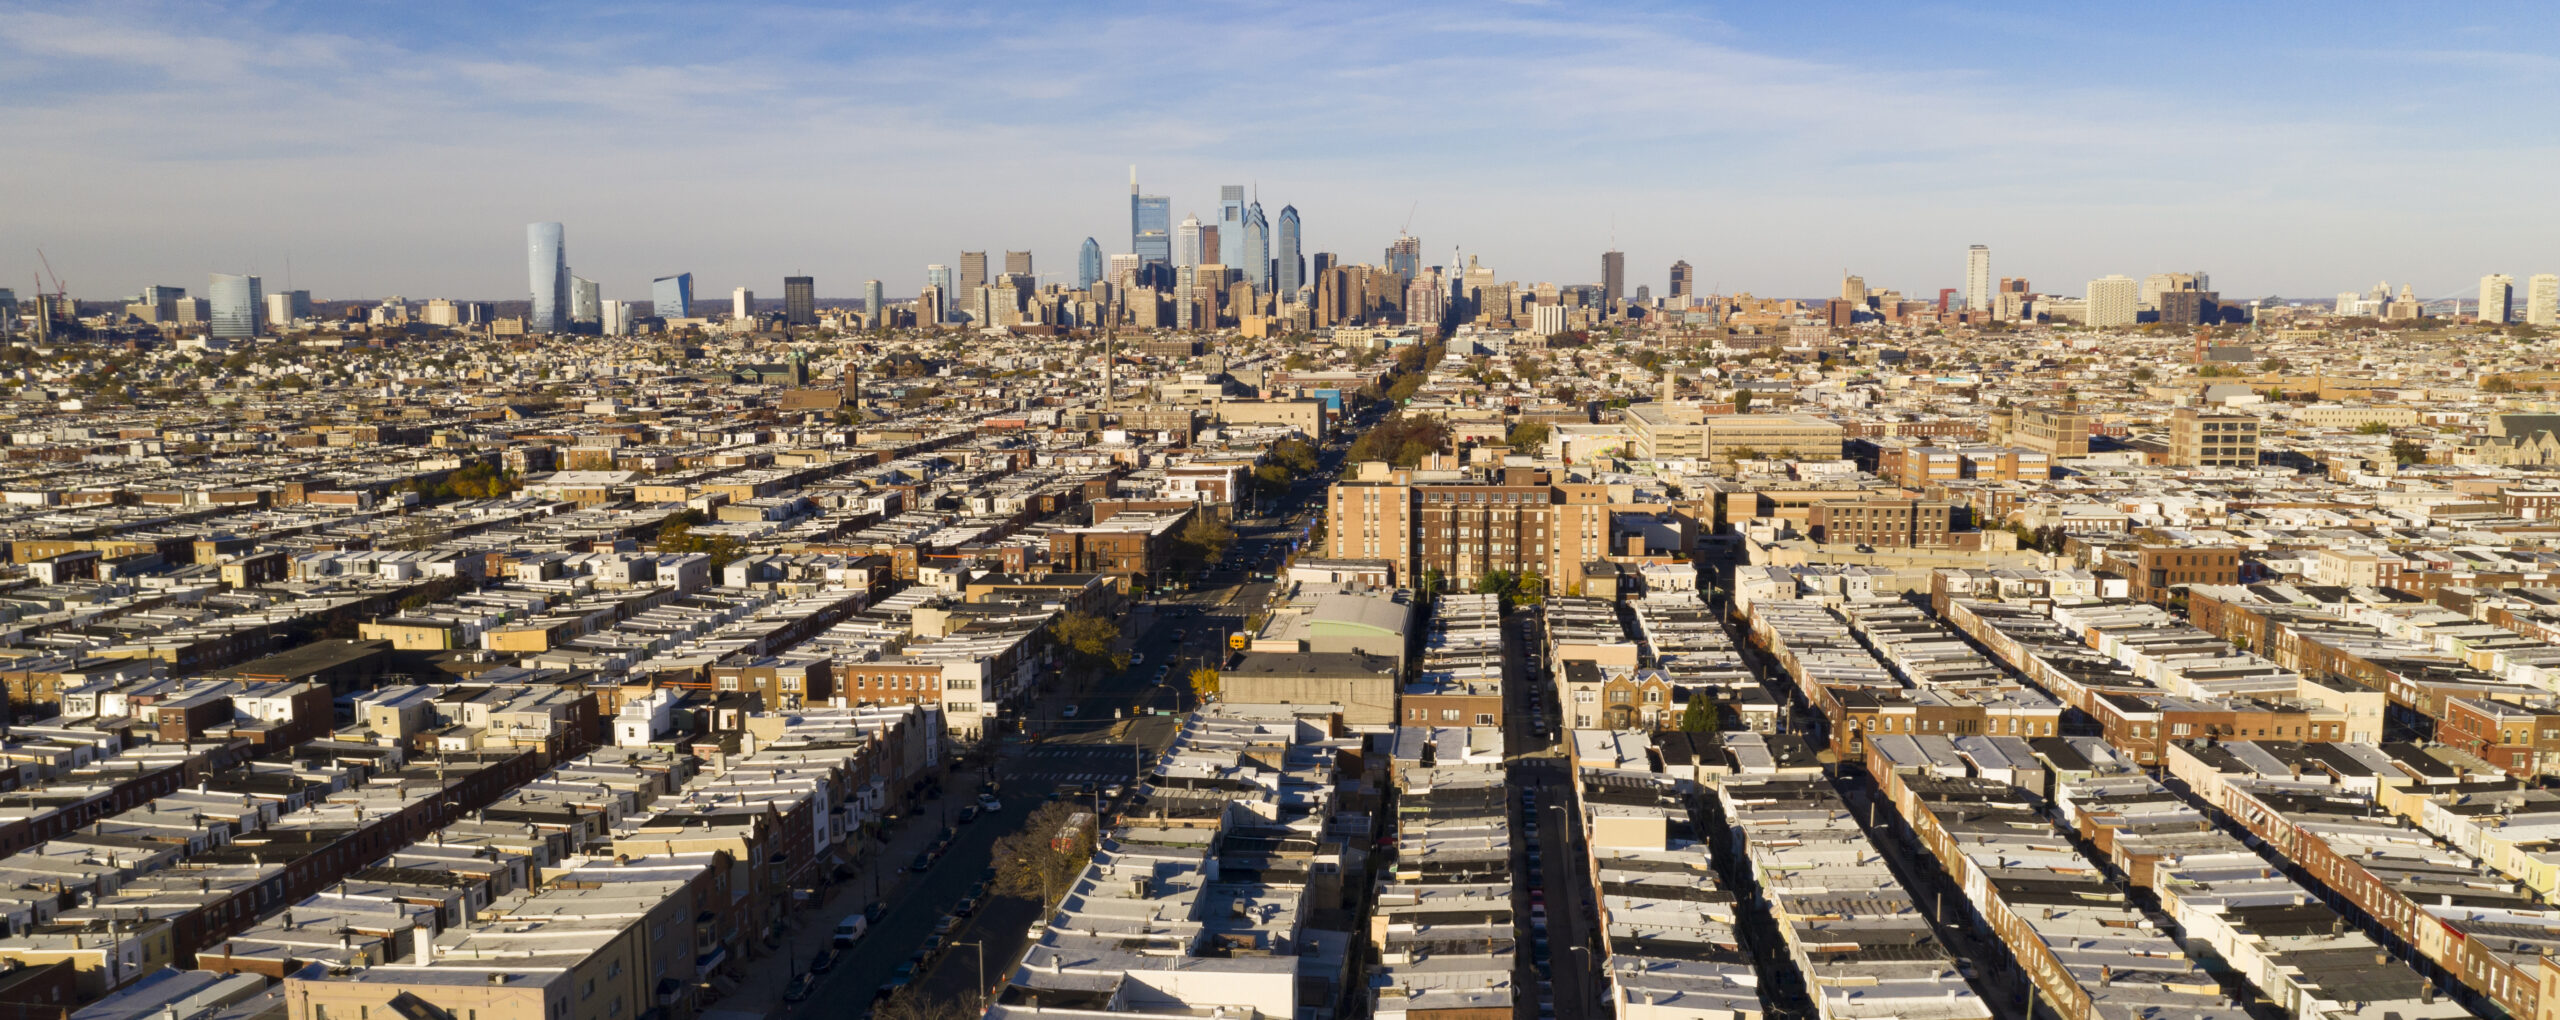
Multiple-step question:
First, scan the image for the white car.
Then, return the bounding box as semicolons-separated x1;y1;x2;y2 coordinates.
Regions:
1061;705;1079;719
1130;652;1146;666
979;795;1004;813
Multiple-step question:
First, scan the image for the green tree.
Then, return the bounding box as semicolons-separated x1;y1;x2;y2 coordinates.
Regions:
2354;421;2392;435
1177;511;1235;567
1274;438;1319;474
2391;437;2427;465
1051;611;1127;671
1505;421;1553;450
1188;667;1220;700
1731;388;1753;413
1679;697;1719;733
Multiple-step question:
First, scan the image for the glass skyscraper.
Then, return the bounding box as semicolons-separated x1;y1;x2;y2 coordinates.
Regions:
652;273;694;319
1078;238;1103;291
208;273;263;338
571;276;601;327
1217;185;1245;271
1276;206;1303;298
1239;201;1271;294
1386;235;1421;281
784;276;816;326
1129;167;1171;274
526;222;568;333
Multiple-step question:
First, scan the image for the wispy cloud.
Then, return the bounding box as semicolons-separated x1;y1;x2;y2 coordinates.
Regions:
0;0;2554;300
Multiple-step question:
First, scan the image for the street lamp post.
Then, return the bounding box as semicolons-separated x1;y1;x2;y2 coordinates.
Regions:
956;939;988;1012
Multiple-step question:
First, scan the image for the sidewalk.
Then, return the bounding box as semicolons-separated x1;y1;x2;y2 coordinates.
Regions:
713;764;982;1018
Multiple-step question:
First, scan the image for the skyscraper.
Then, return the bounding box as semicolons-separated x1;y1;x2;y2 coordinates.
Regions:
1599;250;1625;308
1964;245;1991;312
732;287;755;320
1239;200;1271;293
865;280;885;327
652;274;694;319
1005;250;1033;277
959;252;988;293
2086;275;2139;327
2481;274;2516;325
208;273;263;339
1385;235;1421;281
784;276;815;326
1668;260;1693;300
571;276;600;327
526;222;568;333
2529;274;2560;327
1276;206;1302;298
1176;216;1203;269
1217;186;1246;270
1078;238;1103;291
1130;167;1172;272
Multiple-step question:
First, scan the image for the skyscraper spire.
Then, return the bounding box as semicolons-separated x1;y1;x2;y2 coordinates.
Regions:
1129;164;1137;194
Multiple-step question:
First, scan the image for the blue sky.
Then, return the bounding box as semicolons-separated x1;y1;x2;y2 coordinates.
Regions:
5;0;2557;303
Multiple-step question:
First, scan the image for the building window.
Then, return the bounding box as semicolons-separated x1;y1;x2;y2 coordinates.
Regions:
1441;709;1460;721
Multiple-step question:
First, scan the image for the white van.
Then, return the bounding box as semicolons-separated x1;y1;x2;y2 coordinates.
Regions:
832;914;869;946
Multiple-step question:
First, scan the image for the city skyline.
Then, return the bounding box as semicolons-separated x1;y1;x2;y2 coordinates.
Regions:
9;2;2560;301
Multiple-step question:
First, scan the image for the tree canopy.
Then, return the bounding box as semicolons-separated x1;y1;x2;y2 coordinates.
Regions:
1348;414;1448;468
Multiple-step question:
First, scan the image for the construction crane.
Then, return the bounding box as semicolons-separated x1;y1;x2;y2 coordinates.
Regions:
1401;201;1418;237
35;249;63;299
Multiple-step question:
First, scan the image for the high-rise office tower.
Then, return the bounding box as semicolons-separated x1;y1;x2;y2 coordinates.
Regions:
571;276;600;326
1078;238;1103;291
1239;200;1271;293
916;285;944;328
1385;235;1421;281
733;287;755;320
1005;250;1033;277
2139;272;2197;311
1130;167;1172;272
927;264;954;298
1107;254;1140;291
652;274;694;319
1217;186;1246;270
1599;250;1625;308
1840;274;1868;305
1668;260;1693;300
526;222;568;333
1198;227;1220;272
865;280;885;327
2528;274;2560;327
602;300;632;336
2086;275;2138;327
208;273;264;339
1276;206;1302;298
784;276;815;326
1176;216;1203;269
2481;274;2516;325
959;252;988;293
1964;245;1991;312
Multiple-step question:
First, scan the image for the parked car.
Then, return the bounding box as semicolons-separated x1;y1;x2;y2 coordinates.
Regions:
810;947;841;974
833;914;869;947
910;852;934;872
978;796;1005;813
920;934;947;956
957;805;979;824
1061;705;1079;718
933;916;960;936
954;896;980;916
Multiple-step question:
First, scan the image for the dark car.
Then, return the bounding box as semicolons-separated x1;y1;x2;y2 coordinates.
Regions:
785;974;818;1003
910;852;934;872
